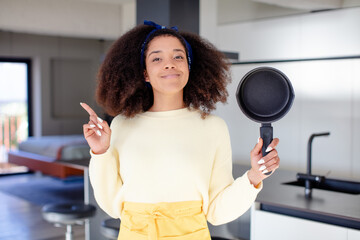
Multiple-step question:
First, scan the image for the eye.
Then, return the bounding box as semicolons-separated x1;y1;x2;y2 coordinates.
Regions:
175;55;184;60
152;57;161;62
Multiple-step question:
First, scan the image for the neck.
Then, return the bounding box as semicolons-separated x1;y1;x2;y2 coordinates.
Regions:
149;93;185;112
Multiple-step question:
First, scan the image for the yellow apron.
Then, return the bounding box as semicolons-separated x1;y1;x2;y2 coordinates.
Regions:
118;201;211;240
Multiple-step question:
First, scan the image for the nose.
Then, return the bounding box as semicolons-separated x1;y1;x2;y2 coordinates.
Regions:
164;59;176;69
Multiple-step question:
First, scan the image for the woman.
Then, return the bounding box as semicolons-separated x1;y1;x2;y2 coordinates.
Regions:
81;21;280;240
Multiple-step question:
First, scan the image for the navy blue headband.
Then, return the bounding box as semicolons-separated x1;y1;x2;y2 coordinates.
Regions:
140;20;193;70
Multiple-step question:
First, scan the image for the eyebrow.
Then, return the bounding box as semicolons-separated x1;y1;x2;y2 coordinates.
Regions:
148;49;186;58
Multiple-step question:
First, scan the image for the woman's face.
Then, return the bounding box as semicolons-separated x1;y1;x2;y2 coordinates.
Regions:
144;35;189;98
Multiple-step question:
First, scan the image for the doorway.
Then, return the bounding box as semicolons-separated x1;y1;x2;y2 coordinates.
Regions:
0;58;32;174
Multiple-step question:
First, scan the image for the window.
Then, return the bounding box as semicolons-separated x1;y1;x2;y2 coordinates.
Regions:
0;58;31;165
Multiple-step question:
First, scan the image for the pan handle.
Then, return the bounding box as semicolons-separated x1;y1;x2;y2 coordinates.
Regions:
260;123;273;176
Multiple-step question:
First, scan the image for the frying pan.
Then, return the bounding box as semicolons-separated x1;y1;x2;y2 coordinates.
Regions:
236;67;295;175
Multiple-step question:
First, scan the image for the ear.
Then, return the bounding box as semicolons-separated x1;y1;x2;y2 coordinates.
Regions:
144;70;150;82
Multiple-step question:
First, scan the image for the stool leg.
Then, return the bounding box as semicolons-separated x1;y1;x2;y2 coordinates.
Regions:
65;224;73;240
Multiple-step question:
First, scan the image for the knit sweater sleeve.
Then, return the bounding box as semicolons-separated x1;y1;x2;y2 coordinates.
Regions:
88;116;123;219
206;119;262;226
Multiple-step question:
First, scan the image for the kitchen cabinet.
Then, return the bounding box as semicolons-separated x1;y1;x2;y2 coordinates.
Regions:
251;203;360;240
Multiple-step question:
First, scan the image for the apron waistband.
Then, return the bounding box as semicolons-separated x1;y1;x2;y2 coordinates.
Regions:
121;201;204;240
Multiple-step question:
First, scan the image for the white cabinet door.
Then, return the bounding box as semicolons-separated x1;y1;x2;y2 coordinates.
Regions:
251;204;347;240
348;229;360;240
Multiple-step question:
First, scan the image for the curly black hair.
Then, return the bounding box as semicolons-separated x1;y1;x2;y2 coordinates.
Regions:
96;24;231;118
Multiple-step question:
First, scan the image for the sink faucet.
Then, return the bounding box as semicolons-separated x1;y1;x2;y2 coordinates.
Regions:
307;132;330;175
297;132;330;198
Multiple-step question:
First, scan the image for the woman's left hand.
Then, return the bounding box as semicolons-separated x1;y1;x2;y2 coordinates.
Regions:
247;138;280;186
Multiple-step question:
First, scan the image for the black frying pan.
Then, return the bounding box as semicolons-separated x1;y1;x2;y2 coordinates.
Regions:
236;67;295;175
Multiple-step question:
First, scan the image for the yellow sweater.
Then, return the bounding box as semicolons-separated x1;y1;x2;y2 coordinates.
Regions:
89;108;262;226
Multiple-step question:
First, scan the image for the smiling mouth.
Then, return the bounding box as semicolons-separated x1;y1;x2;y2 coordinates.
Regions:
161;74;180;79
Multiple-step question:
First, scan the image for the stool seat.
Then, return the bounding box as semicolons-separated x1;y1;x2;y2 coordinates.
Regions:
42;202;96;240
101;218;121;239
42;203;96;224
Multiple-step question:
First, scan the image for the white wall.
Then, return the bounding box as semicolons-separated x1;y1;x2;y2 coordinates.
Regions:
201;5;360;180
200;0;218;45
200;6;360;238
0;0;136;40
218;8;360;60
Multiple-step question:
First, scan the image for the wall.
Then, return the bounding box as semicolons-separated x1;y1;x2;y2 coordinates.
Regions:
0;0;136;40
217;7;360;61
217;0;306;24
202;6;360;180
0;31;114;136
199;4;360;239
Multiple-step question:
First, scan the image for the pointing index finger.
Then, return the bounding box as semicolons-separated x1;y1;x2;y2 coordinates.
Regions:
80;102;97;117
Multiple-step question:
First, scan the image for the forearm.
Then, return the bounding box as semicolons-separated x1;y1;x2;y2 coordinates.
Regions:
207;171;262;225
89;148;123;218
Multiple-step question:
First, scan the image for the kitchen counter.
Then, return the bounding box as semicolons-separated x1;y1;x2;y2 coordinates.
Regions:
233;164;360;230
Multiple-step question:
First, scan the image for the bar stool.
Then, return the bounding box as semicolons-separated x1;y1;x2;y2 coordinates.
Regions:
42;202;96;240
101;218;121;239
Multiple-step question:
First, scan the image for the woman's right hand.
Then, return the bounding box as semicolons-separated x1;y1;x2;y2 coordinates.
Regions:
80;102;111;154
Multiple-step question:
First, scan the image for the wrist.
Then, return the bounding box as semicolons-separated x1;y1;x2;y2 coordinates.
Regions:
91;147;109;155
247;168;263;187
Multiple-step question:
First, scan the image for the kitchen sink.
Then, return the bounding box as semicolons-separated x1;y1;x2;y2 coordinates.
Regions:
283;178;360;195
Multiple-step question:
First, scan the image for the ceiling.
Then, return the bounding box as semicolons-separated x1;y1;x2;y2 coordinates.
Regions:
253;0;344;10
72;0;133;4
218;0;360;24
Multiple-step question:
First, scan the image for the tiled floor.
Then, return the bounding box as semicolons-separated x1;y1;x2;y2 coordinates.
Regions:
0;173;85;240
